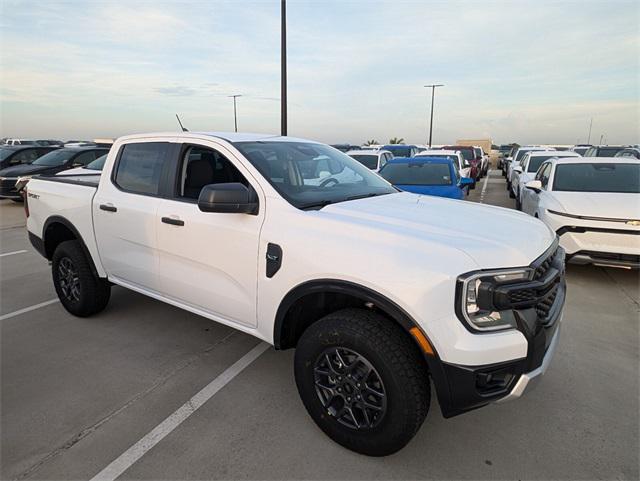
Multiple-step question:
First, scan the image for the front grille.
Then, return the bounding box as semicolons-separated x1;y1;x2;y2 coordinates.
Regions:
535;283;560;320
497;244;564;323
0;178;17;195
580;251;640;263
534;246;559;280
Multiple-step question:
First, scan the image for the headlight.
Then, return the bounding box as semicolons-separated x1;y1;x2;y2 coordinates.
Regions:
457;268;532;332
15;176;32;191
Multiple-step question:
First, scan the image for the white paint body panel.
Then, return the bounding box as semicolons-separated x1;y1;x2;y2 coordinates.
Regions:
26;132;561;367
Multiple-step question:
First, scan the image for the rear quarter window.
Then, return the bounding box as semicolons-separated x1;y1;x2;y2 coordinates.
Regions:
114;142;170;196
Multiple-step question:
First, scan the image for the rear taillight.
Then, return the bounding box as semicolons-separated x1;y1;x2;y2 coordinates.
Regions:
23;189;29;218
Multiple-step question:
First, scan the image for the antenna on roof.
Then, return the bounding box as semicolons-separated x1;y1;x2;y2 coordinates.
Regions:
175;114;188;132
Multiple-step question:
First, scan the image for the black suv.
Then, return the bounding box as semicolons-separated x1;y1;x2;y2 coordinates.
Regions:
0;147;109;200
0;145;59;170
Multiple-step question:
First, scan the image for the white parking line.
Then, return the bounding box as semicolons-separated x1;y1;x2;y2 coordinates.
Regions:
0;299;59;321
0;249;27;258
90;341;271;481
479;169;491;203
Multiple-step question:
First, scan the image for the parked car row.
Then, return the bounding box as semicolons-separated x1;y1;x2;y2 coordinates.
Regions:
500;145;639;269
0;145;109;201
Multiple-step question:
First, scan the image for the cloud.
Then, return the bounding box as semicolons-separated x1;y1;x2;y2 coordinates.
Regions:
0;0;638;144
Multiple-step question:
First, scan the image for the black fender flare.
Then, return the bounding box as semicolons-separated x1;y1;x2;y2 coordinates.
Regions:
42;215;102;278
272;279;456;416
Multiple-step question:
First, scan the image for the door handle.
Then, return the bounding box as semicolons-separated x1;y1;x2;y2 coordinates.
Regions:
99;203;117;212
161;216;184;226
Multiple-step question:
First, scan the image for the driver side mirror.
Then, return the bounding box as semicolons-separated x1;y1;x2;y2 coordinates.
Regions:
513;165;523;173
198;183;259;215
459;177;474;187
525;180;542;193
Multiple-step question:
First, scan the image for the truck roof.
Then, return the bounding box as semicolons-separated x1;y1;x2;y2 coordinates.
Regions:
117;132;320;144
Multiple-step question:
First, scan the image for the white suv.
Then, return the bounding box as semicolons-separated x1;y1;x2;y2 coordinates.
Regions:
520;156;639;268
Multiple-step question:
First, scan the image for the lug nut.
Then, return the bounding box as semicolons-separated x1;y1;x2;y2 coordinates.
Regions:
337;387;342;392
347;397;351;402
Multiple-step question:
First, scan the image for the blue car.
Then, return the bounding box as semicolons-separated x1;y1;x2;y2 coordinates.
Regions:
378;157;474;200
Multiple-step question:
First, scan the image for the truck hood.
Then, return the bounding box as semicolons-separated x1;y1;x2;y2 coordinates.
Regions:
549;192;640;220
0;164;60;178
320;192;555;268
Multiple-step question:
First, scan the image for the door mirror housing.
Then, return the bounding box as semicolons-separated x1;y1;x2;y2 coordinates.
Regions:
197;183;259;215
459;177;475;187
525;180;542;193
513;165;523;173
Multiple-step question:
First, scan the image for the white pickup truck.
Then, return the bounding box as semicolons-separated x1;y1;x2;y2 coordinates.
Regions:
25;132;566;456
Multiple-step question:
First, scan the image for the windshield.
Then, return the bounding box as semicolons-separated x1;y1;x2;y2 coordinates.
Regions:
474;148;482;157
32;149;75;166
379;162;452;186
348;154;378;170
516;149;541;163
527;155;559;172
234;141;397;209
456;149;473;161
595;147;625;157
0;148;14;161
553;163;640;193
86;154;107;170
386;146;413;157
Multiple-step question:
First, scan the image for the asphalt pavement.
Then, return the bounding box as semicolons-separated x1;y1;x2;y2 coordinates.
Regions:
1;170;638;480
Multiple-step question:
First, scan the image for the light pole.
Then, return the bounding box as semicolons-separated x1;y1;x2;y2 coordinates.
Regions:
587;118;593;144
281;0;287;136
228;94;242;132
424;84;444;148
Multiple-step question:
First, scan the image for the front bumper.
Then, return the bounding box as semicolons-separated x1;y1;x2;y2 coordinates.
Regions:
0;177;20;199
426;242;565;418
496;322;560;402
545;212;640;268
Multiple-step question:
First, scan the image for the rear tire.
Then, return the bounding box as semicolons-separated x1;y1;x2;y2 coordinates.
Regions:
52;240;111;317
515;196;522;210
294;308;430;456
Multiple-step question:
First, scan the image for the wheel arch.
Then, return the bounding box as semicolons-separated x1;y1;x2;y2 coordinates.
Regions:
273;279;419;351
273;279;456;417
43;216;101;278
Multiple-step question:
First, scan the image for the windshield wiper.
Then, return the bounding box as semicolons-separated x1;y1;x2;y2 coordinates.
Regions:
345;192;390;201
300;200;335;211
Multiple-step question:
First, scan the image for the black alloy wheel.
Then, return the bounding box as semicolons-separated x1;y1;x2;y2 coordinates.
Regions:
313;347;387;430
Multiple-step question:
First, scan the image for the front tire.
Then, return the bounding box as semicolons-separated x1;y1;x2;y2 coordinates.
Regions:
52;240;111;317
294;308;430;456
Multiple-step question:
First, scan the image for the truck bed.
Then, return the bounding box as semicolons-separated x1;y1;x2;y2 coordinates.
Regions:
26;175;106;276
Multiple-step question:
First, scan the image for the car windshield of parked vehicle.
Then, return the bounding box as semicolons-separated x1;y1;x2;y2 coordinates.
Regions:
474;148;482;157
515;149;538;163
379;162;452;186
572;147;589;155
32;149;75;166
553;163;640;193
528;155;561;172
595;147;625;157
234;141;397;209
387;146;413;157
456;149;474;162
0;148;15;161
86;154;107;170
348;154;378;170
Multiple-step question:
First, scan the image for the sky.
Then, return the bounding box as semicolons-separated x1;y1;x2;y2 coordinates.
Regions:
0;0;638;145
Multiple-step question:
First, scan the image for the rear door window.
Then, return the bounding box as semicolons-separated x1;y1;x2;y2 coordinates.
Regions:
114;143;171;196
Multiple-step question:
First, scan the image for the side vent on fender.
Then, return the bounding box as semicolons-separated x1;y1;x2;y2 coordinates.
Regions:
266;243;283;278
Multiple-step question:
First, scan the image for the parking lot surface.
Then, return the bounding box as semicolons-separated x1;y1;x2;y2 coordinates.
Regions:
1;169;638;480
